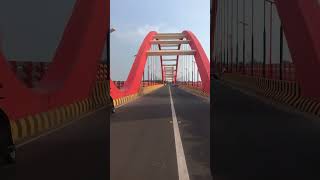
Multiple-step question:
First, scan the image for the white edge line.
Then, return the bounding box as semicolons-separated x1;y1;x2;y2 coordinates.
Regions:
16;106;108;148
169;86;190;180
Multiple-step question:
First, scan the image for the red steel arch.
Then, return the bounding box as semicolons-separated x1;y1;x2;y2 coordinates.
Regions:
212;0;320;100
110;32;157;99
0;0;108;120
275;0;320;100
183;31;210;93
110;31;210;98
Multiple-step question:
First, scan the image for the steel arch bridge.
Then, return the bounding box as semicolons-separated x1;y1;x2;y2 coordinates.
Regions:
0;0;209;124
0;0;108;121
211;0;320;101
0;0;319;178
110;31;210;99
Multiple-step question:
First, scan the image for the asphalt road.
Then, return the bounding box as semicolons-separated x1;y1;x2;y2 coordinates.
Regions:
3;80;320;180
111;85;211;180
0;85;210;180
212;80;320;180
0;107;110;180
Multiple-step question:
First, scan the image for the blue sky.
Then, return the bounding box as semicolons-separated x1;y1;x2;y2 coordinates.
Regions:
110;0;210;80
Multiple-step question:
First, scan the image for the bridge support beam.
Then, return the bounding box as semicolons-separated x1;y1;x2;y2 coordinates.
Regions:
275;0;320;100
184;31;210;93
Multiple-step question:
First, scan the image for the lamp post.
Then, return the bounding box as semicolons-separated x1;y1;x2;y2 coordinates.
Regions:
151;46;153;85
280;24;283;80
106;27;116;82
226;0;229;72
240;0;247;75
251;0;254;76
265;0;275;79
185;67;189;86
236;0;239;72
220;1;223;74
230;0;234;73
263;0;266;77
192;59;195;86
222;0;226;69
239;19;248;75
148;57;150;86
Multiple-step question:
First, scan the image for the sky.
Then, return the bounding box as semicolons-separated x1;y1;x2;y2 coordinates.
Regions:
0;0;75;61
110;0;210;80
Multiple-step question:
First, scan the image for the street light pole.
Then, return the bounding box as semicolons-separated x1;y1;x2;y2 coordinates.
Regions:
231;0;234;73
251;0;254;76
280;24;283;80
148;58;150;86
265;0;275;79
242;0;246;75
192;59;194;86
223;0;226;68
220;1;223;74
185;68;188;86
236;0;239;72
154;52;156;85
263;0;266;77
151;51;153;85
193;59;195;86
269;2;273;79
188;55;190;86
226;0;229;72
106;28;116;82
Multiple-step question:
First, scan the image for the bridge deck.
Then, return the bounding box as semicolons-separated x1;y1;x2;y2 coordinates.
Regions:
0;107;110;179
213;80;320;179
1;81;320;179
111;86;211;180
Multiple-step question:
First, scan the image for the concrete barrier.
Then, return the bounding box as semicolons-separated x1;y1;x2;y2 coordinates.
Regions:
178;85;209;97
10;97;98;144
9;63;163;145
222;73;320;117
10;64;111;145
113;84;164;107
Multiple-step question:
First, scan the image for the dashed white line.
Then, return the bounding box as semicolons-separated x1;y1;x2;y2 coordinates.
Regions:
168;86;190;180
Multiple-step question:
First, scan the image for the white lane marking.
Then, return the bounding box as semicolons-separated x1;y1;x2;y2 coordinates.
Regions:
168;86;190;180
16;106;108;148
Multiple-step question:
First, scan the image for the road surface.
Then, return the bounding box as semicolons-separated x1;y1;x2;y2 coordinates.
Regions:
0;85;211;180
0;107;110;180
212;80;320;180
111;85;211;180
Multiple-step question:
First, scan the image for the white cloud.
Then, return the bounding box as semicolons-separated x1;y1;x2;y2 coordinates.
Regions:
137;24;161;36
112;23;181;44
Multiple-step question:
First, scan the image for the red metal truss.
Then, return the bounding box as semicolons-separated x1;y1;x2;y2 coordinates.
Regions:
211;0;320;100
0;0;108;120
110;32;157;99
110;31;211;98
274;0;320;100
183;31;210;93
